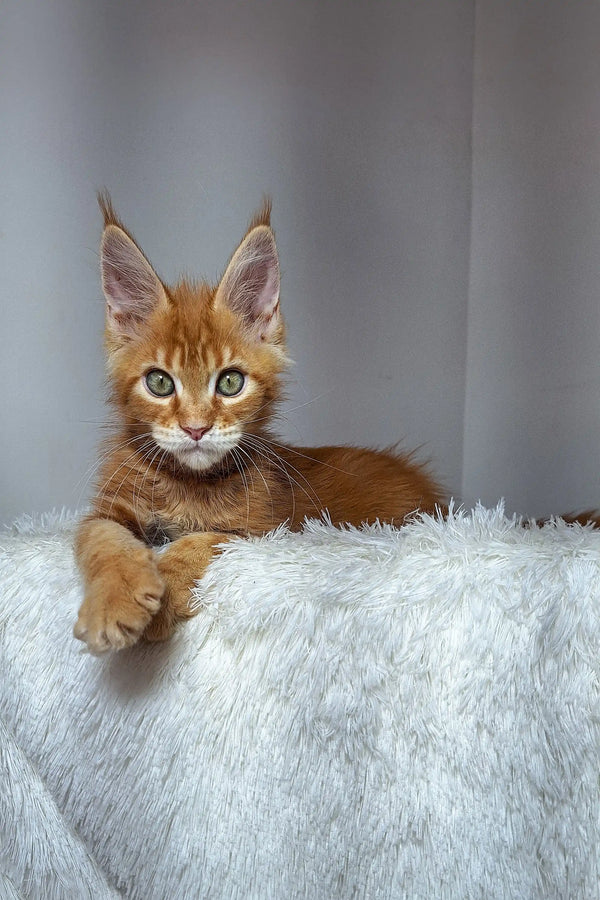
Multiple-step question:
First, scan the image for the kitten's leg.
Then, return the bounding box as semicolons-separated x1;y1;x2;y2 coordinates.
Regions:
144;532;231;642
74;518;165;653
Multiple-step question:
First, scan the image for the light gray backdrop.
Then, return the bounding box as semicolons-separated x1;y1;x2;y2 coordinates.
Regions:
2;0;599;523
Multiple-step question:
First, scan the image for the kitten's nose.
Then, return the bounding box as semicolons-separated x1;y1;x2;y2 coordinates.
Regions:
181;424;211;442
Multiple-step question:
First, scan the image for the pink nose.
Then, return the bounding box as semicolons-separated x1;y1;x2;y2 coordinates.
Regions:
181;424;211;442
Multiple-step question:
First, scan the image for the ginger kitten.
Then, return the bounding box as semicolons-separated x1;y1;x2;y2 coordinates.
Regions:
74;196;443;653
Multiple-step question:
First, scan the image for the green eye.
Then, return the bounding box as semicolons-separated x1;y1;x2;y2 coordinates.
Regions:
145;369;175;397
216;369;245;397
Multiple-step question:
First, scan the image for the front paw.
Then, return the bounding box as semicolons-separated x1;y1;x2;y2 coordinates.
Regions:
74;554;165;654
143;532;226;642
142;555;200;643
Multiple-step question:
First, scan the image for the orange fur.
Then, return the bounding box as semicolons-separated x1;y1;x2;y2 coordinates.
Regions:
74;197;444;653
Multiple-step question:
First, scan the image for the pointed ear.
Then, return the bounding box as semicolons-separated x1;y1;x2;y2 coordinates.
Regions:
214;225;282;343
101;225;168;337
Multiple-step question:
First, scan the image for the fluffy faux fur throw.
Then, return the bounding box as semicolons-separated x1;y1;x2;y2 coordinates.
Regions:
1;506;599;899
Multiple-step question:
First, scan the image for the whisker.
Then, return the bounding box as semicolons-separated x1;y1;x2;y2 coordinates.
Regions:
241;434;324;521
250;390;334;426
87;440;155;515
241;437;305;523
131;444;164;530
102;440;156;520
150;448;170;520
242;434;321;501
230;448;251;530
94;437;155;496
235;443;276;525
258;434;356;478
74;432;154;502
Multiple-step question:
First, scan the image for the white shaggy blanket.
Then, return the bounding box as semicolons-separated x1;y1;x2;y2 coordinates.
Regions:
1;506;599;899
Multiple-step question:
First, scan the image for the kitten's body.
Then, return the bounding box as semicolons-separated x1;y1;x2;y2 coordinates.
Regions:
74;197;443;653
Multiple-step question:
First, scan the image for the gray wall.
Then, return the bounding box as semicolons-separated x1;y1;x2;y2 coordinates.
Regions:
2;0;599;524
463;0;600;517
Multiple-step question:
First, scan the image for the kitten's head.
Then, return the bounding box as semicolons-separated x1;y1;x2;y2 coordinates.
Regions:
98;193;288;473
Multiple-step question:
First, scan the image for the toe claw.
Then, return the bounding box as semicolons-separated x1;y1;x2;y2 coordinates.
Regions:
138;593;162;613
73;620;87;641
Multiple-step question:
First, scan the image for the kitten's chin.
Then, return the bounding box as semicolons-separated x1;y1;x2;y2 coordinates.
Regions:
174;445;229;473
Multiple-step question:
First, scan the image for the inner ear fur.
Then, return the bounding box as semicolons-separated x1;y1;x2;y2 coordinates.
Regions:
215;222;282;343
98;195;168;337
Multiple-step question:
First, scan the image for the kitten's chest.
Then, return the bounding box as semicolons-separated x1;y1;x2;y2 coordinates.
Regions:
145;470;282;542
146;491;239;542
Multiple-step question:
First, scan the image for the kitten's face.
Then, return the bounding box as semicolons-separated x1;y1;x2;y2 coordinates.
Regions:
112;284;286;472
99;198;287;473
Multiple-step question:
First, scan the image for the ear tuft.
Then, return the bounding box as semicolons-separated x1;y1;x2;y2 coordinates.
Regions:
215;224;281;342
97;189;123;230
101;223;167;338
247;196;272;231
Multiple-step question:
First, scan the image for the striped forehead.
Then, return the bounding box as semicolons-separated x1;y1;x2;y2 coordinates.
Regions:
143;281;242;377
158;339;236;376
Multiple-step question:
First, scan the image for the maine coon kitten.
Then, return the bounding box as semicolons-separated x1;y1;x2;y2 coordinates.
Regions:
74;195;444;653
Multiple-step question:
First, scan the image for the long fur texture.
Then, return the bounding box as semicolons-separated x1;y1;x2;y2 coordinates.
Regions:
73;198;443;653
2;506;600;898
